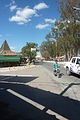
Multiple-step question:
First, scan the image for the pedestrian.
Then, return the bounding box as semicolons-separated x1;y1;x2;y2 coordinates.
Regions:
53;60;60;77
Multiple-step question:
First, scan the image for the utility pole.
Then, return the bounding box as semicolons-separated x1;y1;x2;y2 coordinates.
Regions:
56;40;57;62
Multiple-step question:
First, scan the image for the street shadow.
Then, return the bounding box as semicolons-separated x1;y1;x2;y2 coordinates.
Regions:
0;81;80;120
0;75;38;83
0;84;58;120
58;73;64;78
59;70;80;79
70;73;80;78
60;82;80;96
53;72;64;78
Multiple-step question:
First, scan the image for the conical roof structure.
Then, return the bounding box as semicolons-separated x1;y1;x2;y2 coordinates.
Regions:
0;40;16;56
1;40;10;51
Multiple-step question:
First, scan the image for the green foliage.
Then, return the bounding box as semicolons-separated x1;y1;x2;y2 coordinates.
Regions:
40;0;80;61
58;0;80;60
40;40;56;60
21;42;38;62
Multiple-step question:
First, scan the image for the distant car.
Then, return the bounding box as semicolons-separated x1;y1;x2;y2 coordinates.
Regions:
64;57;80;75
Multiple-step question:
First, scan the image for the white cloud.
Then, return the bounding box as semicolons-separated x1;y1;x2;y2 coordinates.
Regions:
9;7;36;24
17;22;25;25
9;0;17;12
34;2;48;10
10;5;17;12
36;18;56;30
9;2;49;25
45;18;56;24
36;23;49;29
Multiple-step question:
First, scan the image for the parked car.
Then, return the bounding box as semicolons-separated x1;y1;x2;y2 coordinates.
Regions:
64;57;80;75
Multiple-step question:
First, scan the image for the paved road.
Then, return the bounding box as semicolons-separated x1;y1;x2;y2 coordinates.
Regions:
42;62;80;81
0;64;80;120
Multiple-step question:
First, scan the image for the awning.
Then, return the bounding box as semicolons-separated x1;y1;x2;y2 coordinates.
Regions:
0;55;20;62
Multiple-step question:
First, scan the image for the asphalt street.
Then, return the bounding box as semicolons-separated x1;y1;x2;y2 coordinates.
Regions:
42;62;80;99
0;63;80;120
42;62;80;82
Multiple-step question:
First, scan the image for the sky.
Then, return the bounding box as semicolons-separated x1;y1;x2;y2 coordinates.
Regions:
0;0;60;52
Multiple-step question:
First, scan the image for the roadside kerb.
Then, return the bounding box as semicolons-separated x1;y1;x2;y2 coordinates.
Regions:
0;65;35;72
43;60;68;65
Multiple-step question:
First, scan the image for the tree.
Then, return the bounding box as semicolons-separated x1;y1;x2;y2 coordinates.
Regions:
40;39;56;60
40;0;80;60
40;41;49;60
21;42;38;62
58;0;80;59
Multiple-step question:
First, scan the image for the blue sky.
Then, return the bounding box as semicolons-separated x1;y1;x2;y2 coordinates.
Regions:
0;0;60;52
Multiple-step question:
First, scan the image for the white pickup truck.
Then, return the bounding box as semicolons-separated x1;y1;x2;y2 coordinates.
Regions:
64;57;80;75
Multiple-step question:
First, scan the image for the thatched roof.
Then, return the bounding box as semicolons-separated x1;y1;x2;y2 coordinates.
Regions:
1;40;10;51
0;40;16;56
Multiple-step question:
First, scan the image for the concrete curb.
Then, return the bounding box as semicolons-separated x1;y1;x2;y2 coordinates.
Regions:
0;65;35;72
43;60;69;65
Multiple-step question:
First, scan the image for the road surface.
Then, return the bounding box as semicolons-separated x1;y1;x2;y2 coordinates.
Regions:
42;62;80;82
0;63;80;120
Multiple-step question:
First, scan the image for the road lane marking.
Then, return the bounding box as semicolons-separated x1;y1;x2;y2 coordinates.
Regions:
7;89;67;120
7;89;45;110
46;109;68;120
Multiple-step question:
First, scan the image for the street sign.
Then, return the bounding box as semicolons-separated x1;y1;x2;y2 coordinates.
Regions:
31;48;36;52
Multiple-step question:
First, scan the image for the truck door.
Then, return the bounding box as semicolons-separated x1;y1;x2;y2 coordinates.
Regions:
76;58;80;74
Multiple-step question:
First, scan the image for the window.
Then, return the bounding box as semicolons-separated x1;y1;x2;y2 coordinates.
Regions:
72;58;76;63
76;58;80;64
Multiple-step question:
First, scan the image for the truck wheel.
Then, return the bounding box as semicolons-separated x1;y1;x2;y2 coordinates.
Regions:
66;67;71;76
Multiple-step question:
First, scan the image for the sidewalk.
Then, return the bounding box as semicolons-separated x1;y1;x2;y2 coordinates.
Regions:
43;60;69;65
0;64;35;72
0;65;62;94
